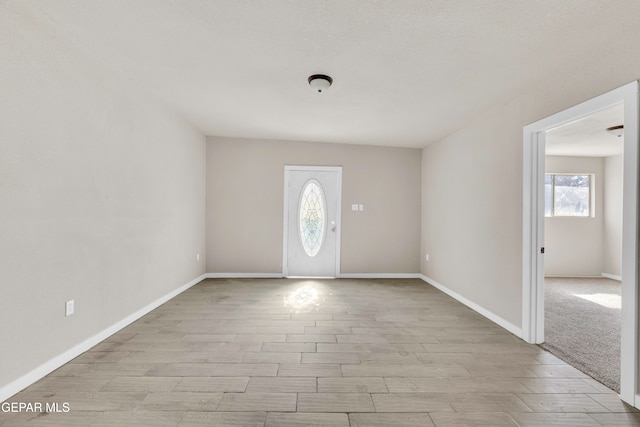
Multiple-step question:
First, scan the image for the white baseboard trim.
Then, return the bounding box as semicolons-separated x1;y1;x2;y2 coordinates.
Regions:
0;274;206;403
602;272;622;281
337;273;421;279
205;273;422;279
419;274;522;338
635;394;640;410
545;275;603;278
206;273;284;279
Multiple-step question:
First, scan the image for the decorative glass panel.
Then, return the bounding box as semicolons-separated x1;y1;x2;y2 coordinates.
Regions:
299;180;326;257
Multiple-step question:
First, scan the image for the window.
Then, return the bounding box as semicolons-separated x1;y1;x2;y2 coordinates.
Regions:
545;174;591;217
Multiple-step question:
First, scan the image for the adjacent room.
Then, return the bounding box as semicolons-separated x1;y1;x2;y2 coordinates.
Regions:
2;1;640;425
541;105;624;393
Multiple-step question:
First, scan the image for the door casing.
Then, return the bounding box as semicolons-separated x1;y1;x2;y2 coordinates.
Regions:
522;81;639;406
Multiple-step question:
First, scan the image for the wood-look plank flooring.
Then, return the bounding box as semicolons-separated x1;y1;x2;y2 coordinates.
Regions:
1;278;639;426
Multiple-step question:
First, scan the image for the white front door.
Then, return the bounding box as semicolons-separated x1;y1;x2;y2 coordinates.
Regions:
284;166;341;277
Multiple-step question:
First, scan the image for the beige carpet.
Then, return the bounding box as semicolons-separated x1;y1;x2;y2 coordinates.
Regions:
541;277;621;392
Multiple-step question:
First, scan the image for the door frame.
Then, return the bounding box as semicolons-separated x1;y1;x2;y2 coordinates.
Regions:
522;81;639;406
282;165;342;277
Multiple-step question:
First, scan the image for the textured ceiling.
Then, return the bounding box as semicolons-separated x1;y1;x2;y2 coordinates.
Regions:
546;104;624;157
20;0;640;147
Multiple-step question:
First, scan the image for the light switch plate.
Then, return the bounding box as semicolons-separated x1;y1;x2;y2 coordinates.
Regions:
65;300;74;317
359;204;364;211
352;204;358;211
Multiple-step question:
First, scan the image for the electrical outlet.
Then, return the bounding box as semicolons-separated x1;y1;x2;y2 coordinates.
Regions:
425;254;430;261
196;253;200;261
65;300;74;317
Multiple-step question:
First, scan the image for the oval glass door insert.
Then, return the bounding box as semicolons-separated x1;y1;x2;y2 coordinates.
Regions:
299;180;326;257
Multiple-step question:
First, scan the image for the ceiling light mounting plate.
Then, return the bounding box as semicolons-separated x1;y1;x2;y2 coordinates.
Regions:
308;74;333;93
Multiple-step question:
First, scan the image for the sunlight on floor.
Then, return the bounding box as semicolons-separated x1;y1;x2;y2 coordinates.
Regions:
573;293;621;309
283;283;324;313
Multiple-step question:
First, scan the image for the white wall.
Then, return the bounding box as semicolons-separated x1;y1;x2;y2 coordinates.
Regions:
207;137;421;275
421;41;640;328
603;154;623;277
544;156;604;277
0;4;206;392
421;117;523;326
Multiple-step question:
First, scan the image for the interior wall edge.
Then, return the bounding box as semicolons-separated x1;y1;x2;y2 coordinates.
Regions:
419;274;523;338
0;274;207;403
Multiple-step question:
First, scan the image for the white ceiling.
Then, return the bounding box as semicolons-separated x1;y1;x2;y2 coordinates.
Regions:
21;0;640;148
546;104;624;157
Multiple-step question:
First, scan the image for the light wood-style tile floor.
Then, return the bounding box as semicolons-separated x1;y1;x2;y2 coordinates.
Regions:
2;278;639;426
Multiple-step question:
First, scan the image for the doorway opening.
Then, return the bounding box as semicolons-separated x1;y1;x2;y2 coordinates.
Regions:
540;104;624;392
522;81;639;407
